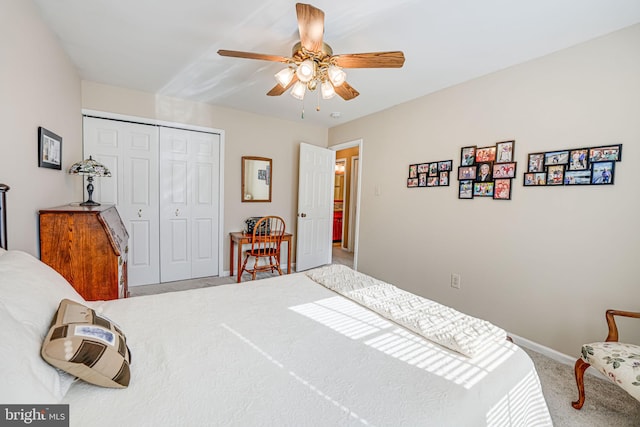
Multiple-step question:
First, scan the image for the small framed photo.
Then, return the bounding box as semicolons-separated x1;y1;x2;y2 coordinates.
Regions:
546;165;565;185
476;162;492;182
589;145;622;162
418;173;427;187
458;165;477;180
524;172;547;186
461;146;476;166
495;140;515;163
492;162;516;178
528;153;545;172
475;146;496;163
438;160;452;171
407;178;418;188
429;162;439;177
417;163;429;173
568;149;589;170
473;182;494;197
408;164;418;178
439;171;449;186
544;150;569;166
458;180;474;199
565;170;591;185
38;127;62;170
493;179;512;200
427;176;439;186
591;162;614;184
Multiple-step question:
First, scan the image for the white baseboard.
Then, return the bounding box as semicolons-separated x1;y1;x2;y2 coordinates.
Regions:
509;332;608;381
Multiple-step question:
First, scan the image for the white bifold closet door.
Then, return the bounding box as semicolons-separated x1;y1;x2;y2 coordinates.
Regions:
83;117;160;286
159;127;220;282
83;117;221;286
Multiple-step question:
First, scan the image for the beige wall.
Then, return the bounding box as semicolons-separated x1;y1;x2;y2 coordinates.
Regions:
81;82;328;270
0;0;82;254
329;24;640;356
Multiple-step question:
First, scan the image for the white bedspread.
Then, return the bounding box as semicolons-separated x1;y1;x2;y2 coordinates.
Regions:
61;271;552;427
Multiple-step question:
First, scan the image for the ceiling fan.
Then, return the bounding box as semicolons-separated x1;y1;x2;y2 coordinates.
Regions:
217;3;405;103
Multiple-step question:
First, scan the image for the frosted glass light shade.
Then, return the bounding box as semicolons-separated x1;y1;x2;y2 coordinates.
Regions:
328;65;346;87
274;67;295;87
321;81;336;99
296;60;315;83
291;81;306;100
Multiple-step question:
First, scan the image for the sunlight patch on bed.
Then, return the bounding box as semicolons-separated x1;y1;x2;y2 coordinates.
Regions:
289;296;517;389
221;323;373;426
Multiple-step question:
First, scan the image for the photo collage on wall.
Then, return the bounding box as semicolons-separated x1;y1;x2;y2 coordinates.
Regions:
523;144;622;186
457;140;516;200
407;160;452;188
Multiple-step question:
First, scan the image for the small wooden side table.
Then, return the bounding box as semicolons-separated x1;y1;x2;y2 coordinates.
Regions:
229;231;292;283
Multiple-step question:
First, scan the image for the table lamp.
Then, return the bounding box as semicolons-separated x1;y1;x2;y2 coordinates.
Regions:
68;156;111;206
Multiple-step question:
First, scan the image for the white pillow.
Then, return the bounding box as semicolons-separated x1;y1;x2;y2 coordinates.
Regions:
0;300;67;403
0;250;85;332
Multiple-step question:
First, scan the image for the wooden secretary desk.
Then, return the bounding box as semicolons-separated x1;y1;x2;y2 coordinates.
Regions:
39;204;129;301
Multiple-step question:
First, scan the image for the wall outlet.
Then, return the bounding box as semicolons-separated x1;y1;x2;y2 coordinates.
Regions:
450;273;461;289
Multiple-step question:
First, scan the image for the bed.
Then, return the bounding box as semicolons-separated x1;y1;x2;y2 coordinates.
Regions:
0;247;552;426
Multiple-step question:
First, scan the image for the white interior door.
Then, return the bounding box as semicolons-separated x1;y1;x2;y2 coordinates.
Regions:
160;127;220;282
296;143;335;271
83;117;160;286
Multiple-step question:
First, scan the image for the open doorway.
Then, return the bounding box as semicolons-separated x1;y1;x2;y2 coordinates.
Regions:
330;139;362;270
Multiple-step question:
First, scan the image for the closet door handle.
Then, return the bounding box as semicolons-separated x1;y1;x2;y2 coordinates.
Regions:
137;209;142;218
175;209;180;217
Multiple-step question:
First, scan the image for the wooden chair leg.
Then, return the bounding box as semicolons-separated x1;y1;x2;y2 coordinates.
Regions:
572;358;591;409
239;254;251;283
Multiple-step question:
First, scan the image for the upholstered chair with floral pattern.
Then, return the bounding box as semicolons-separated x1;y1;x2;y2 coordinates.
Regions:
572;309;640;409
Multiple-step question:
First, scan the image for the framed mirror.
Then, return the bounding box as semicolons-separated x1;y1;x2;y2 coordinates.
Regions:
242;156;272;202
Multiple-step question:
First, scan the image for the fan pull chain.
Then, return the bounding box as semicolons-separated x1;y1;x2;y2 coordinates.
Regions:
316;89;321;112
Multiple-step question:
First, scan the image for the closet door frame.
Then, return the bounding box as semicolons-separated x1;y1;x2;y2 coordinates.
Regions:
82;109;226;285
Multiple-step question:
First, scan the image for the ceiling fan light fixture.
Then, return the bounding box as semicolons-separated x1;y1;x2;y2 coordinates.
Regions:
274;67;295;87
296;59;316;83
291;81;306;100
327;65;346;87
321;81;336;99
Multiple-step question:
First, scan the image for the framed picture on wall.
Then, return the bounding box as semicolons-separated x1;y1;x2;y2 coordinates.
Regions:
458;166;477;180
38;127;62;170
546;165;565;185
473;182;494;197
524;172;546;186
409;164;418;178
589;145;622;162
418;173;427;187
565;170;591;185
492;162;516;178
544;150;569;166
461;146;476;166
528;153;545;172
591;162;615;184
475;146;496;163
568;149;589;170
493;179;511;200
429;162;439;176
458;180;474;199
438;160;452;171
495;140;515;163
407;178;418;188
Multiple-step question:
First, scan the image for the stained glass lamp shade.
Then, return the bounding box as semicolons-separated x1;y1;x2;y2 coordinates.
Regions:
68;156;111;206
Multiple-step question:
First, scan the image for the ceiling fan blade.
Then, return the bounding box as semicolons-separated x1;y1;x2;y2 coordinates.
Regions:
267;75;299;96
334;81;359;101
217;49;289;63
296;3;324;52
332;51;405;68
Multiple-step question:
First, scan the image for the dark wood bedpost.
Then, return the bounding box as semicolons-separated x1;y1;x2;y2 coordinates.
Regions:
0;183;9;250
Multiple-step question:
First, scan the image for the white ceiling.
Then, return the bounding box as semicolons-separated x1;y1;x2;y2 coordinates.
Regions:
33;0;640;128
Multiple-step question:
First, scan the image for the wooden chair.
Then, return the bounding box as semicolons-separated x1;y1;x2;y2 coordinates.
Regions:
240;216;286;281
572;309;640;409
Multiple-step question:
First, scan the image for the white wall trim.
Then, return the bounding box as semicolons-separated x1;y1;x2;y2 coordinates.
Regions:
509;333;608;381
